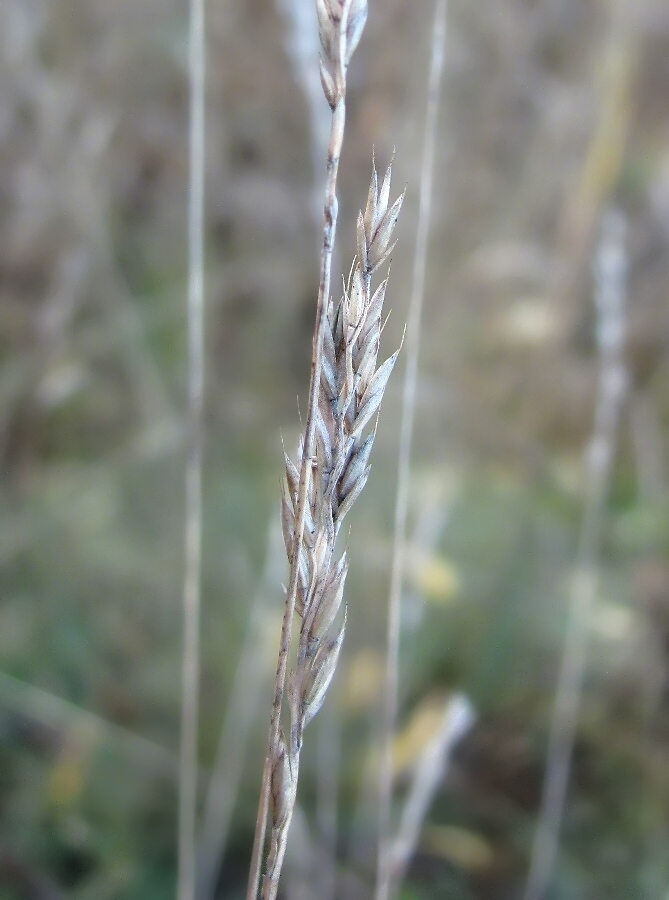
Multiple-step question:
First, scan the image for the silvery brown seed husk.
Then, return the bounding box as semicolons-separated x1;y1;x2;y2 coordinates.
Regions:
249;6;396;899
264;158;402;895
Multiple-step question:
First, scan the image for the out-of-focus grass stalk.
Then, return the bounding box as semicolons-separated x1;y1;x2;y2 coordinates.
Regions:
275;0;331;226
630;392;666;503
0;670;178;775
315;702;341;900
376;2;447;898
388;694;475;898
178;0;206;897
523;209;628;900
196;521;284;900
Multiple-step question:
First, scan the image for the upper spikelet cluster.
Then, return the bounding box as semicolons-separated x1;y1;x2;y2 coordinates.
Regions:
262;160;403;895
317;0;368;107
279;157;403;740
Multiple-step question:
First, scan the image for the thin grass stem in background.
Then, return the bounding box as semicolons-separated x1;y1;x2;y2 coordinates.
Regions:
0;670;178;776
630;390;666;504
196;521;284;900
275;0;331;226
316;705;340;900
376;2;447;897
388;695;475;897
522;209;628;900
178;0;206;896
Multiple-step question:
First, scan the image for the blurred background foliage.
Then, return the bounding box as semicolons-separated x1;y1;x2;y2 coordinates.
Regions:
1;0;669;897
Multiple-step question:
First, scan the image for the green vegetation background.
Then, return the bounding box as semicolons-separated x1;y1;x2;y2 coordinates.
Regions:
1;0;669;897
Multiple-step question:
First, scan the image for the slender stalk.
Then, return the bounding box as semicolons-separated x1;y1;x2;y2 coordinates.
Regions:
246;6;356;898
316;709;340;900
178;0;206;896
388;695;475;896
245;98;343;900
197;521;283;900
376;3;447;898
522;209;627;900
0;670;178;775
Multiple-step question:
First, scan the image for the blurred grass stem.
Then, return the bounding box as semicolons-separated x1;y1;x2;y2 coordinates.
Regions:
388;695;475;896
197;521;283;900
523;210;628;900
375;2;447;897
178;0;206;897
0;670;178;775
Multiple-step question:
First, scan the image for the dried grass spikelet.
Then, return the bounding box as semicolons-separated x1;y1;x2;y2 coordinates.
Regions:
263;158;403;898
318;0;368;106
247;4;406;899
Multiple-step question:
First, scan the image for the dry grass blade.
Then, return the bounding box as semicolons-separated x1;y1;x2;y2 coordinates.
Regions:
0;670;178;775
376;2;447;898
196;521;284;900
388;695;475;897
522;209;628;900
178;0;206;897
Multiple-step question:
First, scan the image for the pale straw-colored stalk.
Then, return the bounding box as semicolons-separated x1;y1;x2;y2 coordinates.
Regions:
522;209;628;900
246;3;406;898
178;0;205;896
376;2;447;898
260;148;402;898
196;520;284;900
388;694;475;896
274;8;344;888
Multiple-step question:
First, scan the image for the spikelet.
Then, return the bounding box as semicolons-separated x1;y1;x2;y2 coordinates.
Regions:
318;0;369;108
280;157;403;634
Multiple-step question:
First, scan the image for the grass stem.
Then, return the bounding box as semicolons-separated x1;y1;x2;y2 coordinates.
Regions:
375;3;447;897
178;0;206;896
522;209;628;900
